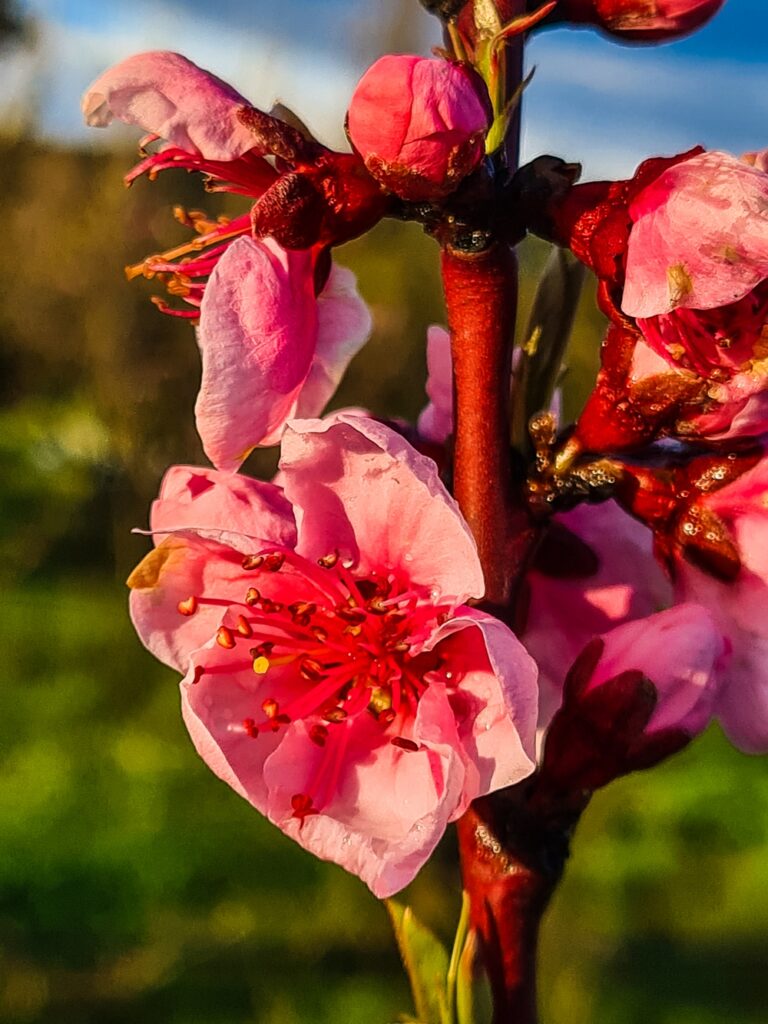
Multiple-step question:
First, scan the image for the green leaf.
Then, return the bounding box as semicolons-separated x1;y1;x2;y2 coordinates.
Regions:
511;244;586;453
386;900;451;1024
455;929;494;1024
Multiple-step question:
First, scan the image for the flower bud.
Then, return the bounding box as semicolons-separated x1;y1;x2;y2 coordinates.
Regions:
545;0;724;41
347;55;491;202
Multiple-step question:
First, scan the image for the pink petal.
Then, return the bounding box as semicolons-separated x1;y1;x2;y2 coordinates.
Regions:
150;464;296;553
293;263;372;419
180;637;287;807
428;609;538;796
417;325;454;444
82;51;259;161
525;501;672;727
261;687;468;897
623;151;768;317
196;237;318;470
128;533;254;671
278;415;485;604
591;604;725;735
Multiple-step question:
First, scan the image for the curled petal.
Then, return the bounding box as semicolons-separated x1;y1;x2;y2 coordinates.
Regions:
151;464;296;552
196;237;318;470
428;608;538;797
293;263;372;418
279;415;485;603
128;533;255;671
82;50;259;161
623;151;768;317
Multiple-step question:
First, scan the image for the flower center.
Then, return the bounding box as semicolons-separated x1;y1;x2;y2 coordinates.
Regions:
178;546;454;823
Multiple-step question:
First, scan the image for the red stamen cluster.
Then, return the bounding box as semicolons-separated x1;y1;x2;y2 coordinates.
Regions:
177;547;454;822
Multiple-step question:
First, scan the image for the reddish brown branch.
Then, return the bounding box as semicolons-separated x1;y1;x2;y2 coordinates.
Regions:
457;798;562;1024
442;242;517;609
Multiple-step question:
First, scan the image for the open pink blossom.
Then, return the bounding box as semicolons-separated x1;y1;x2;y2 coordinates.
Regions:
347;55;491;202
83;51;385;317
195;236;371;470
674;452;768;753
128;416;538;896
623;150;768;372
524;501;672;727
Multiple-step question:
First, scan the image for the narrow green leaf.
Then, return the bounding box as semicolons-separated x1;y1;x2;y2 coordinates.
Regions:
455;929;494;1024
386;900;451;1024
511;244;586;453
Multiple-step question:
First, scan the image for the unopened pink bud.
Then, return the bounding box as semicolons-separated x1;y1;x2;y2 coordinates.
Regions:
347;55;491;202
552;0;724;41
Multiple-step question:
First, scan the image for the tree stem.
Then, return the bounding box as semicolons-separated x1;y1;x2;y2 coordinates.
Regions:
444;7;559;1022
442;242;517;610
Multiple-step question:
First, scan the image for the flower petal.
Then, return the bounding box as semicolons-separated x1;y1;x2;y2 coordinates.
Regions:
525;501;672;727
196;237;318;470
262;687;467;897
427;609;538;797
279;415;485;603
592;604;725;736
417;325;453;444
623;151;768;316
128;533;255;671
82;51;261;161
150;464;296;552
293;263;372;419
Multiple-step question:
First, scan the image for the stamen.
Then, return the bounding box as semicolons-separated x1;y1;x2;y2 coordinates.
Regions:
177;595;198;616
216;626;236;649
235;614;253;638
252;656;270;675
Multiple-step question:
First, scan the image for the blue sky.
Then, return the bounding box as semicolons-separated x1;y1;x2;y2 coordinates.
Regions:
3;0;766;178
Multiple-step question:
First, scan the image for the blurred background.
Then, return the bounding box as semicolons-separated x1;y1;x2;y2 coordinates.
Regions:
2;1;768;1021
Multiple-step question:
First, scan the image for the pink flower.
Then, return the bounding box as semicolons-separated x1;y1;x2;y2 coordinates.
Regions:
83;51;386;317
128;416;538;896
524;501;672;727
195;237;371;470
674;452;768;753
347;55;491;202
618;151;768;435
554;0;724;40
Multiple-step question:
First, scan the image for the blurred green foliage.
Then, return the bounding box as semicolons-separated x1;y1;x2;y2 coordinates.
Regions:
1;134;766;1024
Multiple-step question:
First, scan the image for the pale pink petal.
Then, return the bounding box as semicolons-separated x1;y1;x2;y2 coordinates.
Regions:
591;604;725;735
82;51;259;161
262;686;467;897
427;609;538;797
525;501;672;727
417;325;453;444
279;414;485;603
180;638;287;807
128;533;254;671
623;151;768;317
150;464;296;552
196;236;318;471
293;263;372;419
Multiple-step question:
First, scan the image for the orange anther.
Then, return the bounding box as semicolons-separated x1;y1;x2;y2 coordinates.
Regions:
216;626;236;649
177;595;198;616
235;615;253;638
